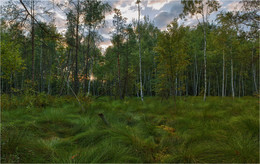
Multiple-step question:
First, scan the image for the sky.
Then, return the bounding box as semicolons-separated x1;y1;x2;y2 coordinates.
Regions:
98;0;241;51
1;0;242;51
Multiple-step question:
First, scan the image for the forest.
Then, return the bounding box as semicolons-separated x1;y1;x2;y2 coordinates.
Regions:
1;0;259;163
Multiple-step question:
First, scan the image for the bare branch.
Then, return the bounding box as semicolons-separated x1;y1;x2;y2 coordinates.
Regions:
19;0;62;40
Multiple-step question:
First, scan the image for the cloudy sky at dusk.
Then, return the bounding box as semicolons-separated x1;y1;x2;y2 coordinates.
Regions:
99;0;241;50
1;0;242;51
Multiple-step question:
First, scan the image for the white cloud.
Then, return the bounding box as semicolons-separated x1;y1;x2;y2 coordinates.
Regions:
226;1;242;12
147;0;169;10
154;1;183;29
99;40;112;53
120;6;138;24
2;0;238;52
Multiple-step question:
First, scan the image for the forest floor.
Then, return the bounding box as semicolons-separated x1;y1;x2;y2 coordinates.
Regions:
1;95;259;163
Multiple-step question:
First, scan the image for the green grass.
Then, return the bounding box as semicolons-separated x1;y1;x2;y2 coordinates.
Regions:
1;96;259;163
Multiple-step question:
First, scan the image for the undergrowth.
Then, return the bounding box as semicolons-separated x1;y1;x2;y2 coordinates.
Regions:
1;96;259;163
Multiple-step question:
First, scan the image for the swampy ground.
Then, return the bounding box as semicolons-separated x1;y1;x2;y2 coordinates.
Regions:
1;95;259;163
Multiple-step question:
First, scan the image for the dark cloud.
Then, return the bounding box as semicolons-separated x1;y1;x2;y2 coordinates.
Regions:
170;2;183;15
141;6;158;19
99;26;112;35
102;37;110;42
129;5;136;11
105;0;119;8
100;20;113;32
105;0;132;9
154;1;183;29
154;12;173;28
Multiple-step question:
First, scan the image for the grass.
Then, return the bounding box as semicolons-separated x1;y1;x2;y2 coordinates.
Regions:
1;95;259;163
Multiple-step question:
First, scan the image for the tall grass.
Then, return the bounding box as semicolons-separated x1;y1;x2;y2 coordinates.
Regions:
1;96;259;163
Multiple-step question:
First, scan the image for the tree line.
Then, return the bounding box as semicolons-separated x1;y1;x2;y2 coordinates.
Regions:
1;0;259;101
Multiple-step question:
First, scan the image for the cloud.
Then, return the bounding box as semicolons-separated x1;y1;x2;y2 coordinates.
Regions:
5;0;236;52
154;1;183;29
104;0;132;9
99;24;112;35
99;39;112;53
147;0;169;10
154;12;173;29
103;0;139;37
226;1;242;12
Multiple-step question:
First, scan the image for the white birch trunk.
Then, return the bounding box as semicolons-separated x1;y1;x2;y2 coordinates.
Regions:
137;1;143;101
202;4;207;101
252;49;258;94
231;57;235;99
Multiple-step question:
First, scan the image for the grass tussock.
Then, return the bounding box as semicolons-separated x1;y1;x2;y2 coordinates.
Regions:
1;96;259;163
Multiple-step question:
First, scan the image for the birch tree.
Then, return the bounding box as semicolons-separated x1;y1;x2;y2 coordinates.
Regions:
181;0;220;101
83;0;111;94
136;0;144;101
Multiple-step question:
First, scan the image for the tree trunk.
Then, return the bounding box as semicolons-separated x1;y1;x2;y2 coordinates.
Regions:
123;39;129;98
252;48;258;94
31;0;35;85
137;2;144;102
242;75;244;96
143;71;146;95
231;57;235;99
84;28;91;94
149;72;152;96
87;56;94;96
67;50;72;95
74;0;80;95
1;77;3;94
208;77;210;96
193;64;196;95
225;69;227;96
203;24;207;101
180;79;182;96
136;80;139;97
48;49;52;95
194;53;198;96
175;77;178;96
216;70;219;96
92;79;95;96
40;42;43;92
117;42;122;99
186;72;188;96
59;50;71;95
21;72;24;92
239;73;241;98
198;68;201;95
222;49;225;97
202;8;207;101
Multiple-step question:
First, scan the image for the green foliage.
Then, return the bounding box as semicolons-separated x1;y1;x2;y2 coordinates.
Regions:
181;0;220;18
83;0;111;28
0;32;25;81
155;20;190;97
1;96;259;163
